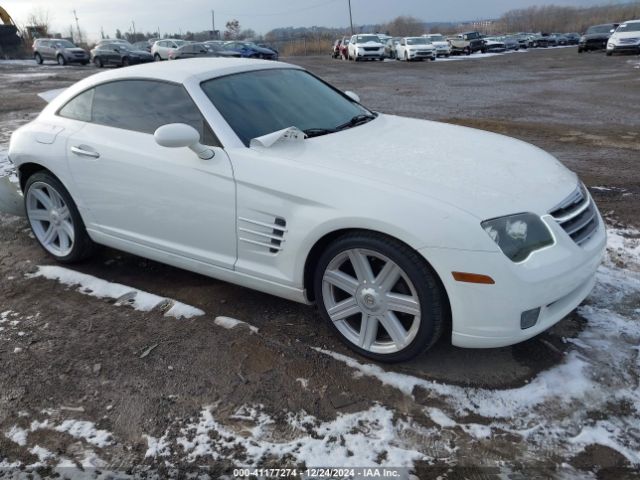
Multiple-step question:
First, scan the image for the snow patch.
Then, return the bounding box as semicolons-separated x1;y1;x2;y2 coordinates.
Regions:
147;403;434;468
214;315;259;333
5;425;28;446
29;266;205;319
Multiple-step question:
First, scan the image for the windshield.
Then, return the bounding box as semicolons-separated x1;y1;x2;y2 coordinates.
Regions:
201;69;373;146
356;35;380;43
54;40;76;48
464;32;481;40
617;22;640;32
587;25;614;34
428;35;445;42
406;38;429;45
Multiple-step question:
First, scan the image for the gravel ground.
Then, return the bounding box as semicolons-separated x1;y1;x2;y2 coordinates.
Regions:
0;48;639;478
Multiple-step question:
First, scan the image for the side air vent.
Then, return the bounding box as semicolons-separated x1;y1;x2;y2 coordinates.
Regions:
238;216;287;254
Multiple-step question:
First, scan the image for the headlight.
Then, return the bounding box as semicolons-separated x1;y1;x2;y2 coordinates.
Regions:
580;36;586;42
481;213;554;262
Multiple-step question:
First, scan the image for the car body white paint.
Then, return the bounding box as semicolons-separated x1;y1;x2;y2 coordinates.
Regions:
151;39;188;60
395;37;436;61
607;19;640;54
347;35;385;60
422;34;452;56
7;58;606;348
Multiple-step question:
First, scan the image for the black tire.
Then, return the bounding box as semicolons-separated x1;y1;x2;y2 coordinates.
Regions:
154;53;161;62
606;51;612;56
24;172;96;263
34;53;43;64
81;61;88;65
313;232;448;362
94;57;103;68
57;54;67;66
122;57;130;66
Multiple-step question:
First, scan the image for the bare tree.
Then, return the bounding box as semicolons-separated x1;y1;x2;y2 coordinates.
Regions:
382;16;424;37
26;7;51;37
224;19;241;40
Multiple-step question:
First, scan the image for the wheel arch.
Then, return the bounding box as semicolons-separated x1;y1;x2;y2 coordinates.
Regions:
18;162;52;192
302;227;451;312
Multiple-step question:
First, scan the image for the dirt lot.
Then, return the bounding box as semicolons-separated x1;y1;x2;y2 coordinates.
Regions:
0;48;639;478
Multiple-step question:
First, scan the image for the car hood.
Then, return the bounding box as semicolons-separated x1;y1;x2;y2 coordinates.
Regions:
64;47;86;53
254;46;275;54
265;114;576;219
611;31;640;40
357;41;383;47
430;41;450;47
130;49;152;56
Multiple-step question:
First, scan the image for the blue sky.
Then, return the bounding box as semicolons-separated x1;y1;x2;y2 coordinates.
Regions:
4;0;615;40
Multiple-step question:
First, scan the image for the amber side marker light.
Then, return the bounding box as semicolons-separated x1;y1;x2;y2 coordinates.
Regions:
452;271;495;284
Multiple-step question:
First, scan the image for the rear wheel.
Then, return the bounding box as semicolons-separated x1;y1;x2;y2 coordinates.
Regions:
24;172;96;263
314;232;447;362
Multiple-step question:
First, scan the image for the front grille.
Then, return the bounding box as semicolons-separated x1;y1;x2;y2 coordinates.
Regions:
549;184;599;246
620;38;640;44
363;47;380;51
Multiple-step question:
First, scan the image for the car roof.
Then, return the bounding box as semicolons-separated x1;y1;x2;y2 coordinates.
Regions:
76;58;300;86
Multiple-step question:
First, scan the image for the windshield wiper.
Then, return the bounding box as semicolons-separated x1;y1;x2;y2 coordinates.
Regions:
335;113;377;132
303;127;337;138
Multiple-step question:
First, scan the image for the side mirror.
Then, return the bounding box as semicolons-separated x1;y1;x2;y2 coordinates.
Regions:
154;123;214;160
344;90;360;103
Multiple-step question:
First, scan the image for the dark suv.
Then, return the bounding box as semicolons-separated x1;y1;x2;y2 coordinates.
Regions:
33;38;90;65
578;24;619;52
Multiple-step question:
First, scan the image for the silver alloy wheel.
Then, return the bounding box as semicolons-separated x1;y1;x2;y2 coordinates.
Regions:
321;248;421;354
26;182;75;257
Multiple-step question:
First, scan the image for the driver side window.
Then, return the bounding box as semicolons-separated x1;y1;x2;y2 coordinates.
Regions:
58;80;220;146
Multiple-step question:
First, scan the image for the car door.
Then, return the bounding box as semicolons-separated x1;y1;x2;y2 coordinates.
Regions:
42;40;54;60
60;79;237;268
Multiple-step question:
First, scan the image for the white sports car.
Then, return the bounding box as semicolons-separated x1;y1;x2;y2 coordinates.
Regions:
7;58;606;362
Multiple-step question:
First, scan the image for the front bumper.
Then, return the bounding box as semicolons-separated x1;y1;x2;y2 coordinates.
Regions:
420;210;606;348
65;55;89;63
408;50;436;59
607;43;640;54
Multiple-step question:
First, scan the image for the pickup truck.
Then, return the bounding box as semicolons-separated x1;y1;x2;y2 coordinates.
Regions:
447;31;485;55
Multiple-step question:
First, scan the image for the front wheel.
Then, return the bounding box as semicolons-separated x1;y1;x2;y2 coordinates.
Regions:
34;53;43;64
314;232;447;362
24;172;96;263
94;57;103;68
606;51;613;56
57;54;67;66
154;53;161;62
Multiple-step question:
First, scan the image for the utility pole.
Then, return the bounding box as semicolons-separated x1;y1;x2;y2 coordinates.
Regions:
211;10;215;39
131;20;136;39
348;0;354;35
72;9;82;44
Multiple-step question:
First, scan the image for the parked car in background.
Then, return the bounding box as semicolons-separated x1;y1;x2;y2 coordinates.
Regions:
257;43;279;55
606;19;640;55
223;41;278;60
530;34;549;48
347;34;385;61
564;33;581;45
384;37;400;59
33;38;90;65
152;39;189;61
395;37;436;61
332;38;342;58
9;58;606;361
515;33;535;48
482;37;507;53
169;42;240;60
132;40;152;52
501;35;521;50
578;23;619;52
95;38;132;48
422;33;451;57
339;37;350;59
202;42;242;58
448;31;484;55
90;42;154;68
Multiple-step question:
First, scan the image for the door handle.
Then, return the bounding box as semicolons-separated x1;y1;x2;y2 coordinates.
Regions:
70;146;100;158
